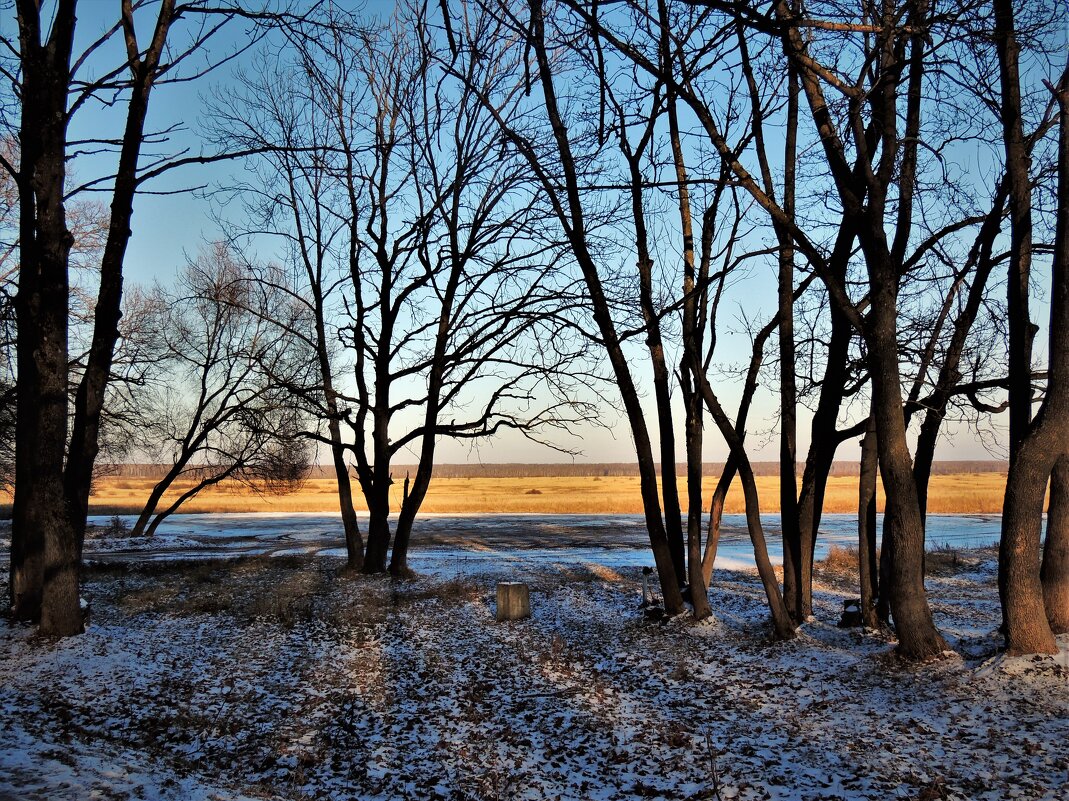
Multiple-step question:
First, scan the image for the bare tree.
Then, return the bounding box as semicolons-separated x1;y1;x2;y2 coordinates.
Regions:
126;244;313;537
219;3;597;577
3;0;275;634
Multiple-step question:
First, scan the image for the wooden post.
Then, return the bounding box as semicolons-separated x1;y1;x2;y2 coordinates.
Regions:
496;582;531;621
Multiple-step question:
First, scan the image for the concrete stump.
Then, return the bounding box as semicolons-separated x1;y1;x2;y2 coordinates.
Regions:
496;582;531;621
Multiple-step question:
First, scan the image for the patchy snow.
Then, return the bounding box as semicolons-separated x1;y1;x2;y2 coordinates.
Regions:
1;541;1066;801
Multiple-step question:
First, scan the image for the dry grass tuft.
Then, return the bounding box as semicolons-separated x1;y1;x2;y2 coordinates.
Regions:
584;563;624;583
925;544;978;576
105;556;494;632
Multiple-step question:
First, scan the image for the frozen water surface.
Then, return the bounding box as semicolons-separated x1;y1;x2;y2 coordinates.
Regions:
79;511;1006;569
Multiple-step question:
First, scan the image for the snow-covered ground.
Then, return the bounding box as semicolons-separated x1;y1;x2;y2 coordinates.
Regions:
1;528;1067;801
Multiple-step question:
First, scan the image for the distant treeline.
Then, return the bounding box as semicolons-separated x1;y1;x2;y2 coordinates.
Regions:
103;461;1008;480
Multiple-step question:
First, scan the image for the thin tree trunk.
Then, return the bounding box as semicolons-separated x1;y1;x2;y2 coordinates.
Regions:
876;513;893;625
317;299;363;570
858;414;880;629
697;375;794;639
911;191;1005;515
701;456;734;587
662;39;711;617
994;0;1036;464
777;14;802;624
626;139;686;589
330;438;363;572
526;0;683;614
143;468;236;537
131;460;189;537
793;222;858;619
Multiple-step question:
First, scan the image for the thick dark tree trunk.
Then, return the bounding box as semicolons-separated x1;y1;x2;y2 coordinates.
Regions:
9;2;78;633
361;345;394;574
1000;65;1069;655
868;252;947;660
1043;455;1069;633
1002;427;1062;654
363;501;392;574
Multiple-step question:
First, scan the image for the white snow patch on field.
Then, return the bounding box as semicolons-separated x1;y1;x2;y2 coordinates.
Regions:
0;545;1066;801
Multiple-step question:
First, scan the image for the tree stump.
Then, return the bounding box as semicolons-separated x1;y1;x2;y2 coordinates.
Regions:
496;582;531;621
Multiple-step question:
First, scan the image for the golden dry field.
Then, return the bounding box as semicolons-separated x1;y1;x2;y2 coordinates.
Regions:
0;471;1010;516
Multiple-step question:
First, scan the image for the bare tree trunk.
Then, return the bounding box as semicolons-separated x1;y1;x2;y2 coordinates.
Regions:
525;0;683;614
1043;455;1069;633
697;375;794;639
869;251;947;660
662;37;711;617
876;514;893;626
701;458;733;587
1002;430;1062;654
391;468;427;578
857;414;880;630
776;8;802;624
362;468;392;575
131;457;194;537
10;2;78;632
143;468;235;537
993;0;1036;465
911;191;1005;514
793;235;855;617
317;300;363;570
361;343;394;573
629;169;686;589
64;1;176;558
1000;64;1069;655
330;437;364;572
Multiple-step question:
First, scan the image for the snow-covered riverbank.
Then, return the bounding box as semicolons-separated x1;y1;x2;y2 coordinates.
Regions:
1;545;1065;801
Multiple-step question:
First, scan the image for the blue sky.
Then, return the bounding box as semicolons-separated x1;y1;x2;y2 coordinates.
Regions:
50;0;1026;465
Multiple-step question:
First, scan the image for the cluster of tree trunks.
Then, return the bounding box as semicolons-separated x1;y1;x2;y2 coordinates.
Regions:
5;0;1067;666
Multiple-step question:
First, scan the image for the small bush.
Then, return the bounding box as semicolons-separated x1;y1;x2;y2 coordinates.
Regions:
103;515;132;538
821;545;858;572
525;488;543;495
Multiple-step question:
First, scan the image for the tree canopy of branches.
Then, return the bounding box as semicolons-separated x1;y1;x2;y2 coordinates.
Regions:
214;2;599;576
124;243;313;538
